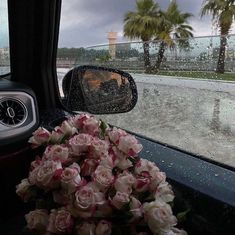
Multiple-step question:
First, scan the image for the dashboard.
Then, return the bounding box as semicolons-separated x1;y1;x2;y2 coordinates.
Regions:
0;79;39;147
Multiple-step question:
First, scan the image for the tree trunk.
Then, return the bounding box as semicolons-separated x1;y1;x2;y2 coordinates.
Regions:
154;41;166;72
210;98;221;132
216;35;227;74
143;41;151;73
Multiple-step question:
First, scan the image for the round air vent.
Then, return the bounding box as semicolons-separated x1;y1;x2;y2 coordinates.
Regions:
0;98;27;126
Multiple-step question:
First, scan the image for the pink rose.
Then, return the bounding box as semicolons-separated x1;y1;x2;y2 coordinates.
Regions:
162;228;188;235
50;126;65;143
16;179;33;202
116;157;133;170
43;145;69;163
50;121;77;144
29;166;40;185
28;127;51;146
60;120;77;136
93;165;114;191
55;209;74;233
71;185;96;218
76;222;96;235
36;160;62;188
118;135;142;156
68;113;91;129
99;155;114;169
129;196;142;221
155;182;175;203
134;177;151;192
88;137;109;159
69;134;93;154
25;209;48;230
112;147;133;170
81;159;99;177
143;201;177;234
108;127;127;144
111;191;130;209
82;116;100;135
47;209;57;233
114;172;135;194
135;159;159;176
96;220;112;235
61;163;81;193
149;171;166;192
30;158;42;170
47;209;73;234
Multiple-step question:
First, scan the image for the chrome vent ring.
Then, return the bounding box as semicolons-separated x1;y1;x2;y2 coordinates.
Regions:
0;98;27;127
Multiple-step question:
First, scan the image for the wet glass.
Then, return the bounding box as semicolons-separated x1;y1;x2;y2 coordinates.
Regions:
57;35;235;167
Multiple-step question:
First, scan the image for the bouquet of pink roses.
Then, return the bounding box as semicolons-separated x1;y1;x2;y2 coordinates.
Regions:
16;113;187;235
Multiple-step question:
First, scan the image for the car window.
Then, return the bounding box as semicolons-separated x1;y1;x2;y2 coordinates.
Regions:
57;0;235;167
0;0;10;76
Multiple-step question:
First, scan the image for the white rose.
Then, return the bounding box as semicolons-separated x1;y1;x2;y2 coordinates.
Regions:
155;182;175;203
71;185;96;218
69;134;93;154
93;165;114;191
135;159;159;176
89;137;109;159
60;120;77;136
28;127;51;146
161;228;188;235
96;220;112;235
111;191;130;209
43;144;69;163
16;178;33;202
116;157;133;170
55;209;74;233
36;160;62;188
108;127;127;144
47;208;74;234
143;201;177;235
25;209;48;230
149;171;166;192
118;135;142;156
82;116;100;135
61;163;81;193
114;173;135;194
68;113;91;129
129;196;142;221
99;156;114;169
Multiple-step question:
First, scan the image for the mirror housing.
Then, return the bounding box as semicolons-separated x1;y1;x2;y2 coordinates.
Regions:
61;65;138;114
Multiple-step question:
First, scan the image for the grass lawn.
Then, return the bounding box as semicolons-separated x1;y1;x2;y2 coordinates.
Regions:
158;71;235;81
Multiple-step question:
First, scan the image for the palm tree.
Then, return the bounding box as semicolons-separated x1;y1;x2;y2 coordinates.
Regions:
154;0;193;71
123;0;160;73
201;0;235;73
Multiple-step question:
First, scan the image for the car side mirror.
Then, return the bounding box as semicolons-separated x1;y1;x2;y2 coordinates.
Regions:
61;65;138;114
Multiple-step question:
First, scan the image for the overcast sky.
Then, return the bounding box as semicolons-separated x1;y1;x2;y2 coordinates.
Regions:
58;0;235;48
1;0;235;48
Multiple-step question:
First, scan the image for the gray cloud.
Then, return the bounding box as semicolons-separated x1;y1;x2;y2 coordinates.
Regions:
59;0;218;47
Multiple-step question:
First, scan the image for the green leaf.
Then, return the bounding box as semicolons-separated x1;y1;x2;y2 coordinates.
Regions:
100;119;108;139
176;208;191;223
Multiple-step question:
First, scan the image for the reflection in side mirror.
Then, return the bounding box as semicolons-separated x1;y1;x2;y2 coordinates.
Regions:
62;65;138;114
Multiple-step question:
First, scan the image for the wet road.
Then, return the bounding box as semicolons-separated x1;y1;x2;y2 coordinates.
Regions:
57;69;235;167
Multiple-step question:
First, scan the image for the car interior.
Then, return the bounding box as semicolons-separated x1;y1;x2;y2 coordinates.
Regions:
0;0;235;234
